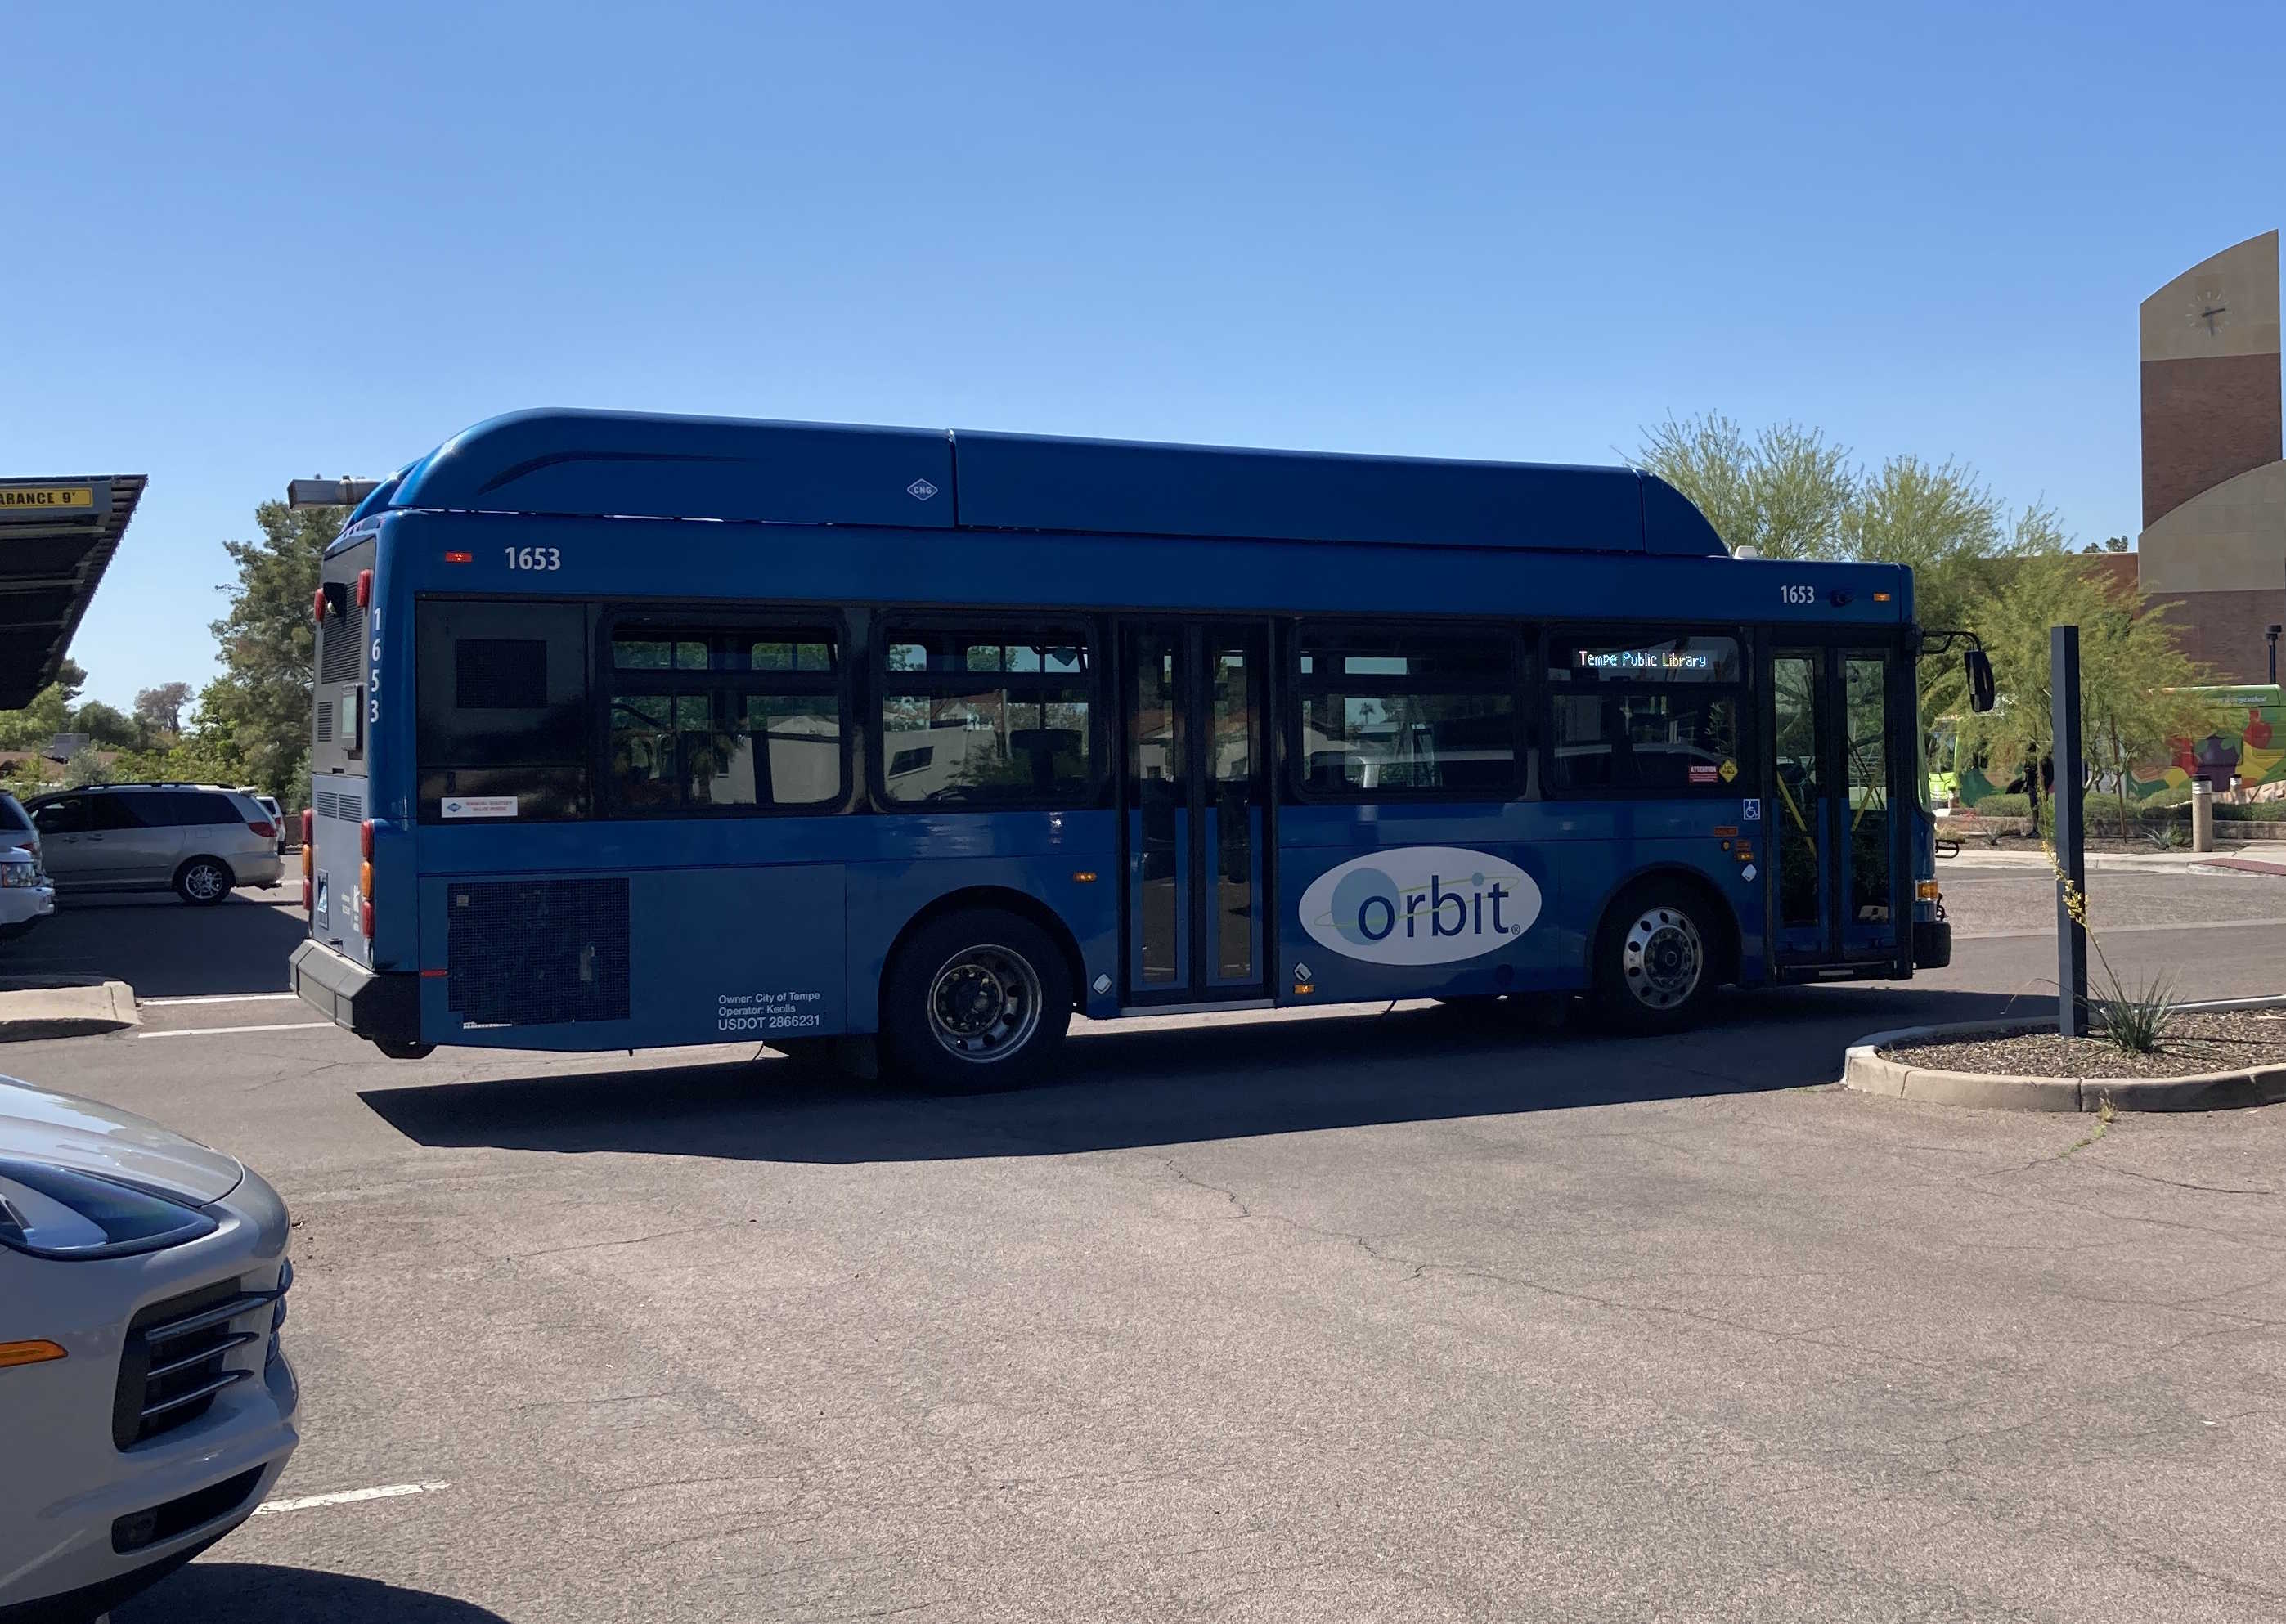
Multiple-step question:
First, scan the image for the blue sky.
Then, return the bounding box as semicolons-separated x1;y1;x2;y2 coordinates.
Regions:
7;0;2282;709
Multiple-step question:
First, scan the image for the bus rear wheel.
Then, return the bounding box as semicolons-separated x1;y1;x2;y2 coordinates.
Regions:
1592;882;1718;1034
882;909;1071;1092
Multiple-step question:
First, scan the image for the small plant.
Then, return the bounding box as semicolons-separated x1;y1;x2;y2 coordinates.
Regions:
2144;822;2185;850
2045;840;2182;1055
2092;967;2178;1054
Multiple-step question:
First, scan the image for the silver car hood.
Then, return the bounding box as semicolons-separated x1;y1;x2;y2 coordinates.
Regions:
0;1075;244;1204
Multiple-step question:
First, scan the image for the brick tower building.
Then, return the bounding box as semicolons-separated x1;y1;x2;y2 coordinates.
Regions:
2137;229;2284;683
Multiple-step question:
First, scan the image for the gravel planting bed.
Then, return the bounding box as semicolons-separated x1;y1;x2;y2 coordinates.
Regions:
1884;1007;2286;1079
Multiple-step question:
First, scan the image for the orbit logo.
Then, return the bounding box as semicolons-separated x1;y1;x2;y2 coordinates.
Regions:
1296;847;1542;966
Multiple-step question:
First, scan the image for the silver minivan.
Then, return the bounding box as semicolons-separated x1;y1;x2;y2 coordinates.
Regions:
25;784;286;905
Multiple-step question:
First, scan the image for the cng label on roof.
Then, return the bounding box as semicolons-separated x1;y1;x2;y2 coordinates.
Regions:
1298;847;1541;966
907;478;939;501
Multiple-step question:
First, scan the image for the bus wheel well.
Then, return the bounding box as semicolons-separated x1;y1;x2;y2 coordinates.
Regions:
886;888;1089;1012
1596;867;1740;985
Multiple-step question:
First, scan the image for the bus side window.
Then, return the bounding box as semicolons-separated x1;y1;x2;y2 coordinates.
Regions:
1544;632;1743;795
1291;623;1520;796
604;626;843;812
877;624;1094;805
414;601;592;822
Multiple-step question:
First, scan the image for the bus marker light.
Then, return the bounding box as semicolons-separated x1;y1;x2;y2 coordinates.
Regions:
444;550;473;563
1874;591;1892;603
1294;984;1314;996
1071;871;1097;882
1918;881;1942;901
0;1339;66;1369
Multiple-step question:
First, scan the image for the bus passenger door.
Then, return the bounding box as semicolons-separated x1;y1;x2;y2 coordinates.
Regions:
1120;621;1270;1007
1768;644;1904;970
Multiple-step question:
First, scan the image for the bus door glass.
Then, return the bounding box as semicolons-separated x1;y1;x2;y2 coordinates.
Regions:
1121;621;1269;1004
1769;644;1901;964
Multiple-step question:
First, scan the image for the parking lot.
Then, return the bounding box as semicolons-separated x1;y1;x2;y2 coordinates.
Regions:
8;867;2286;1622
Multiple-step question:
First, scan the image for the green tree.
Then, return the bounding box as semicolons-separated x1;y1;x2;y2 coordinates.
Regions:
1957;553;2222;834
1635;412;2064;720
62;742;112;787
68;699;137;747
198;501;346;795
0;658;89;751
134;681;195;736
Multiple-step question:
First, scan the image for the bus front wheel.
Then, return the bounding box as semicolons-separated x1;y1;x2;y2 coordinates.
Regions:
1591;882;1718;1034
882;909;1072;1092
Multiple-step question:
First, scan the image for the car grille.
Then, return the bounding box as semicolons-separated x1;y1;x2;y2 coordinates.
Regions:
112;1273;288;1450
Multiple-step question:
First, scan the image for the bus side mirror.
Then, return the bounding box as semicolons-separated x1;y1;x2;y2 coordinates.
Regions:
1964;648;1996;714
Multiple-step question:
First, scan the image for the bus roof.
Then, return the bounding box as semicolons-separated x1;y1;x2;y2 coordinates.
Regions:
362;409;1728;559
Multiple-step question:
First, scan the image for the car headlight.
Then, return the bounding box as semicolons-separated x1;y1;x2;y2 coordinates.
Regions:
0;1159;218;1259
0;859;38;888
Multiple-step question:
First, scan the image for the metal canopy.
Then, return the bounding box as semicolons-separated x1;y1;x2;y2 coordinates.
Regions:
0;475;144;708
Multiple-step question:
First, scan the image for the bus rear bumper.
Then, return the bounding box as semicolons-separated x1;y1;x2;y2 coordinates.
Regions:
290;940;420;1044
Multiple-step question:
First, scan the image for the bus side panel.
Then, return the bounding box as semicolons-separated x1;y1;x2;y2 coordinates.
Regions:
841;846;1121;1035
1273;801;1766;1006
415;865;847;1052
1274;804;1571;1006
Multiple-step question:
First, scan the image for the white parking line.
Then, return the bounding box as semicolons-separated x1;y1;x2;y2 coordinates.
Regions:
139;993;299;1007
137;1022;332;1039
253;1480;451;1516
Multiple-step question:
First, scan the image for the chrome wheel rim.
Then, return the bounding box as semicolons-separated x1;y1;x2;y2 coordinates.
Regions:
184;864;227;901
1621;906;1703;1011
926;944;1042;1064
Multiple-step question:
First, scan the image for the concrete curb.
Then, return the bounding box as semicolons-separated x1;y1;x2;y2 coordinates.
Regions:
0;976;140;1043
1840;995;2286;1114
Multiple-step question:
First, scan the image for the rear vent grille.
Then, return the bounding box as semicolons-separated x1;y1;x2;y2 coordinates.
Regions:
447;877;631;1028
312;788;362;823
315;703;334;742
319;604;366;685
114;1280;276;1450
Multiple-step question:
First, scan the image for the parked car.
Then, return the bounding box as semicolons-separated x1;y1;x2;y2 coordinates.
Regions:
0;790;38;871
0;1074;299;1621
247;794;287;857
0;842;56;943
23;785;285;906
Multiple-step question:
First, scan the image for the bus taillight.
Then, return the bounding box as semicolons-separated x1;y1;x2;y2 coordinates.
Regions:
359;819;376;938
301;811;313;911
356;568;373;608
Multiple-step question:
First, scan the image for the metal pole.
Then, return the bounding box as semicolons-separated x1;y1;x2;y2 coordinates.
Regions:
2051;626;2087;1036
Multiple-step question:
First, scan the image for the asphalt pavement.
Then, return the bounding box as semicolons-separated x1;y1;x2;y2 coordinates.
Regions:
6;870;2286;1622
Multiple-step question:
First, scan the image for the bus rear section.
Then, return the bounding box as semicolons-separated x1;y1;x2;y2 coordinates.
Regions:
290;527;426;1055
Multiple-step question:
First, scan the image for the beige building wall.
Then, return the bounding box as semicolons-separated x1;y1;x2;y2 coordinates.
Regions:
2138;230;2284;680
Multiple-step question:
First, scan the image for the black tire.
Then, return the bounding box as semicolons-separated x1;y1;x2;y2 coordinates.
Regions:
174;856;234;906
880;908;1072;1092
1590;881;1720;1034
373;1039;435;1061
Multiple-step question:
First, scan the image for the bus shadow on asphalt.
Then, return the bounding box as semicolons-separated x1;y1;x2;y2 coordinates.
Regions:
118;1563;508;1623
358;985;2035;1164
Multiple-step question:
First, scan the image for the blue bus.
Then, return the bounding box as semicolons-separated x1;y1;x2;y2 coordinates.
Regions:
290;409;1958;1086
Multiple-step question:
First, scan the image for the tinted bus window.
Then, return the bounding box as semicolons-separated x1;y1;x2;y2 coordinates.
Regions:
415;601;591;822
1547;633;1742;793
606;626;842;811
879;626;1093;804
1294;625;1519;794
